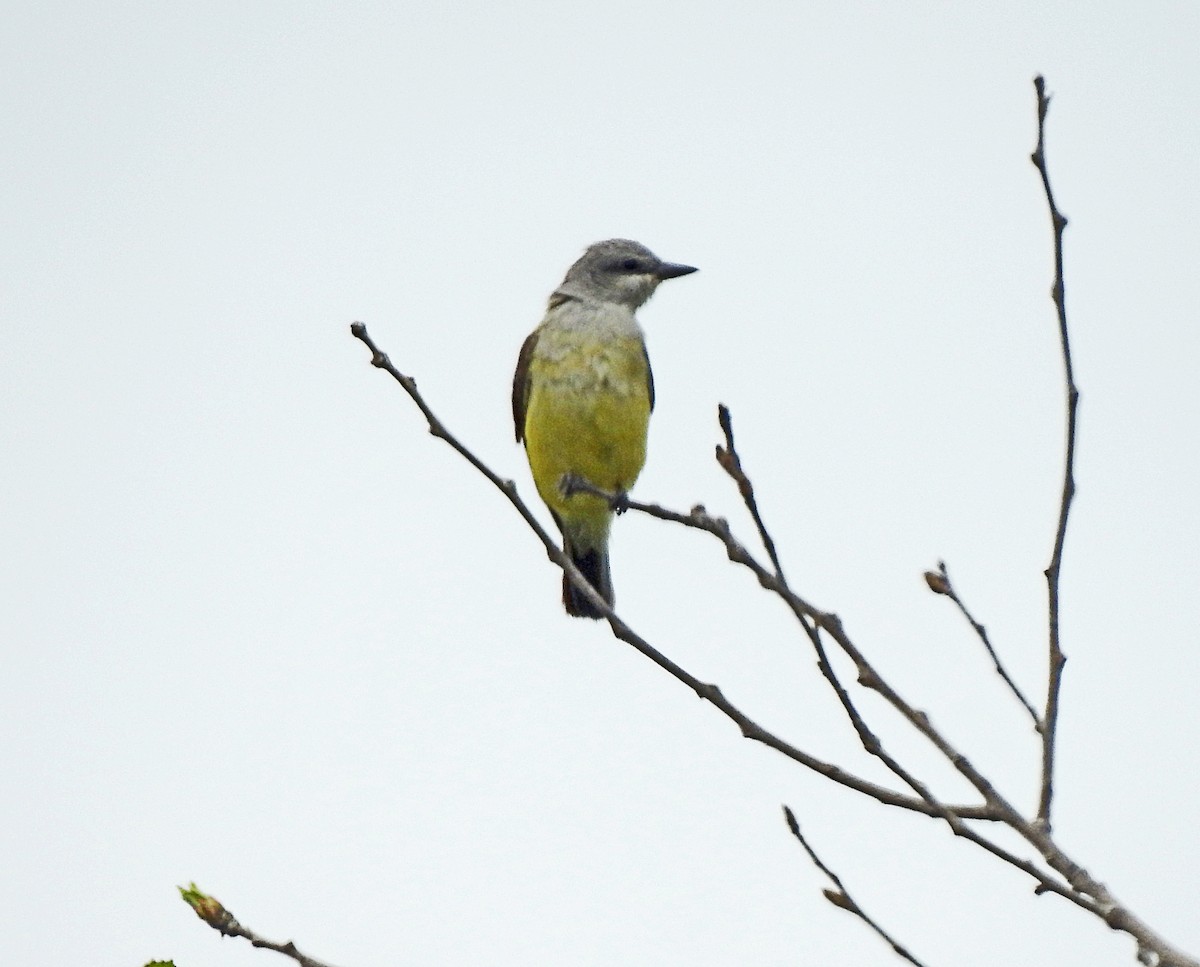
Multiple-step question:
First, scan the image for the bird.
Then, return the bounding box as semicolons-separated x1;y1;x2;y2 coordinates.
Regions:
512;239;697;617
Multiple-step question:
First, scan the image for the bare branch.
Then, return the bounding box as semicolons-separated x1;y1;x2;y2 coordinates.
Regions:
782;806;929;967
179;884;339;967
1001;827;1200;967
926;561;1041;728
1030;74;1078;830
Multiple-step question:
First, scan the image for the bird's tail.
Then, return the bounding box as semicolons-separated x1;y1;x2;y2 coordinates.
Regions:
561;539;613;619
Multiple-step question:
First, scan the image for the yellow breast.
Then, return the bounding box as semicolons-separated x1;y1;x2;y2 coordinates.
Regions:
522;330;651;538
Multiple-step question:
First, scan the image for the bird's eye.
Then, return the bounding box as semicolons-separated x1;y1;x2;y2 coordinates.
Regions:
621;258;641;271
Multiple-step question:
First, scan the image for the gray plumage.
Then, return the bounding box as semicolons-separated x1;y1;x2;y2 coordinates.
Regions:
551;239;698;312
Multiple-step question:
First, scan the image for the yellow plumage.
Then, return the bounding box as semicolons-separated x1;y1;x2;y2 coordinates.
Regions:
522;331;651;548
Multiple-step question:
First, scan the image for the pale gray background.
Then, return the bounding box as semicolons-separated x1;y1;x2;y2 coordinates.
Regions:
3;2;1198;965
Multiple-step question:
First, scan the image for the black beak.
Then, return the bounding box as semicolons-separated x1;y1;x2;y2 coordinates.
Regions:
655;261;699;280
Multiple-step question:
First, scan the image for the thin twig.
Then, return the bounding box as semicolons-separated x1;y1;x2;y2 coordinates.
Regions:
715;404;788;585
1031;74;1078;831
179;884;339;967
782;806;929;967
925;561;1041;728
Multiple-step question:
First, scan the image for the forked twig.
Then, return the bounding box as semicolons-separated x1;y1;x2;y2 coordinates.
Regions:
1031;73;1078;831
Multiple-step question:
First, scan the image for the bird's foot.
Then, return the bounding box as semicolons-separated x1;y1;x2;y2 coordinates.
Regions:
558;473;625;511
558;472;585;499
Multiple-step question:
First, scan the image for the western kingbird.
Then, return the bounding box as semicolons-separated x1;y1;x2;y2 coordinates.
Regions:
512;239;697;618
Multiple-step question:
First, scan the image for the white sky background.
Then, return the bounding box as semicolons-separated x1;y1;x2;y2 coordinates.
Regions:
3;2;1198;964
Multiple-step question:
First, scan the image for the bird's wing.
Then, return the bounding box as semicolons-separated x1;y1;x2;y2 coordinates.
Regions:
512;329;539;443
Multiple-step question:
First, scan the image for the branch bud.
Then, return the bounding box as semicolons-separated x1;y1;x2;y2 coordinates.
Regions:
178;882;234;931
923;571;951;595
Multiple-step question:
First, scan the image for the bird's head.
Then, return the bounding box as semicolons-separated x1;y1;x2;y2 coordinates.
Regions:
560;239;697;309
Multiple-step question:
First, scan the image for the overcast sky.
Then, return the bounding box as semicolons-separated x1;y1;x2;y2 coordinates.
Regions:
4;2;1199;965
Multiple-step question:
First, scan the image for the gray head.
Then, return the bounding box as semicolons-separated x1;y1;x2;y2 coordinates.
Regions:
556;239;697;310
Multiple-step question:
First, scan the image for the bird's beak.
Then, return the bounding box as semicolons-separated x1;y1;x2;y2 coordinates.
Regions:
655;261;698;280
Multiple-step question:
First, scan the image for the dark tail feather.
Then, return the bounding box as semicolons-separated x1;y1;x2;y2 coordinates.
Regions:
562;542;613;619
